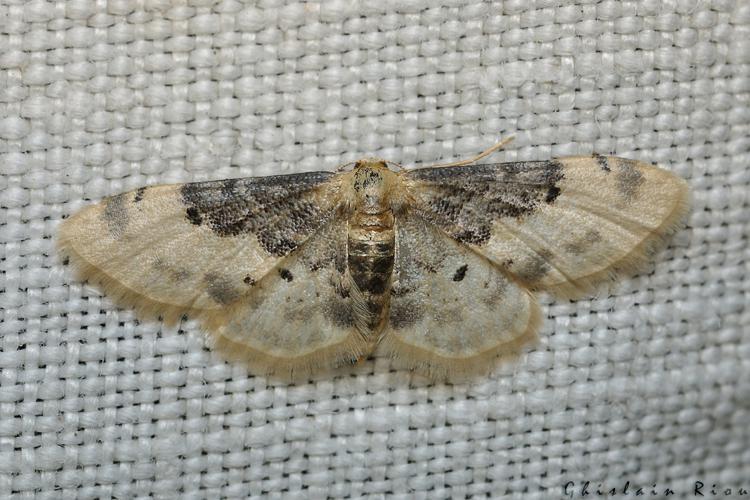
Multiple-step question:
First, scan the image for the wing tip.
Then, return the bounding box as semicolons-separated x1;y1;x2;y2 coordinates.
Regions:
540;168;690;300
58;239;191;326
57;202;190;328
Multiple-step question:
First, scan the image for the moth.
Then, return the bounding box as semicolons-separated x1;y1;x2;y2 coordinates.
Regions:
59;142;689;379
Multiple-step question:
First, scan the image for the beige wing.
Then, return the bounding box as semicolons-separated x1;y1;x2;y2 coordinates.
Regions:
380;212;540;379
203;218;369;378
59;171;342;322
403;156;689;298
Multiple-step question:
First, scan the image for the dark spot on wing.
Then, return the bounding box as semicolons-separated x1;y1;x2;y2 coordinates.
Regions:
279;268;293;282
152;257;191;282
180;172;335;257
452;264;468;282
432;304;465;325
390;298;423;330
243;275;255;286
307;256;329;272
586;229;602;243
204;272;240;305
563;229;602;255
103;193;128;238
516;249;553;284
134;187;147;203
480;272;509;307
186;207;202;225
173;269;191;281
594;153;610;172
62;256;70;266
408;161;564;246
616;159;644;200
545;185;561;203
450;226;491;246
323;290;354;328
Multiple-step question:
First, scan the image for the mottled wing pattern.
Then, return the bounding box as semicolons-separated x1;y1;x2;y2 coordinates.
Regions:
204;218;368;377
59;172;341;320
381;211;540;378
404;157;689;297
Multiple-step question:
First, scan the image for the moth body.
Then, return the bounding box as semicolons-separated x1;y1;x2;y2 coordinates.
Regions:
346;160;398;343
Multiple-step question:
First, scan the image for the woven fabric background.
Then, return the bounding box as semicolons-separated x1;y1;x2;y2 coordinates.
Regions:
1;0;749;498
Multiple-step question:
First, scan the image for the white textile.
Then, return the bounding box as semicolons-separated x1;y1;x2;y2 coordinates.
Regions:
1;1;749;498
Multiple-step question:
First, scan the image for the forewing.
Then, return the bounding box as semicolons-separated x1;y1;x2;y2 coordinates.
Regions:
59;171;341;321
381;212;540;379
403;157;689;297
203;218;368;378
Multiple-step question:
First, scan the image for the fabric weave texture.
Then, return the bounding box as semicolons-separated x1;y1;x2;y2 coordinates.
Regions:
1;1;748;499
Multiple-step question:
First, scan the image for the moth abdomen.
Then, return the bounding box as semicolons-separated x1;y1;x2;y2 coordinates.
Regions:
347;211;395;337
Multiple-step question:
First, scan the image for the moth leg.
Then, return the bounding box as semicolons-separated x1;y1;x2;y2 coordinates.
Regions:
417;135;516;169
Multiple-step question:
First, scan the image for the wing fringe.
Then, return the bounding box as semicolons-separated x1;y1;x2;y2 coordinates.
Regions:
206;329;369;381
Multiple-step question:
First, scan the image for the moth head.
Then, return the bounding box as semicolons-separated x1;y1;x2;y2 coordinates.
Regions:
342;158;405;212
351;159;390;192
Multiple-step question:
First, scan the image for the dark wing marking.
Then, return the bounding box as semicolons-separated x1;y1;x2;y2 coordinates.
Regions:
59;171;343;314
181;171;337;256
403;161;564;246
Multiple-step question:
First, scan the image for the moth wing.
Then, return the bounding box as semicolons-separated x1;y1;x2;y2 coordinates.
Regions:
203;218;368;378
403;157;689;298
381;212;540;379
59;172;342;321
